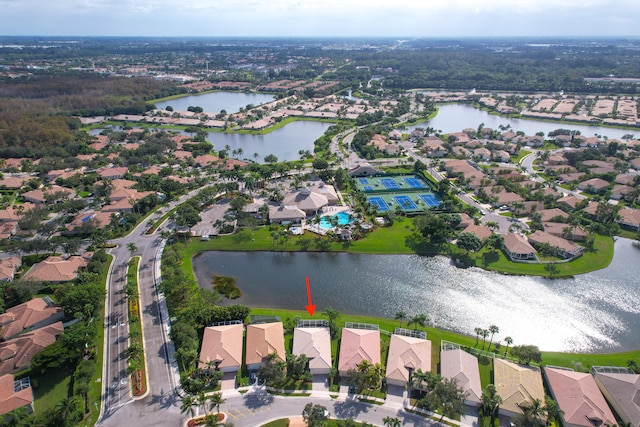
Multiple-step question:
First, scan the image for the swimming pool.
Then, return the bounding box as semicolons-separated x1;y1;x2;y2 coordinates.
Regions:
319;211;354;229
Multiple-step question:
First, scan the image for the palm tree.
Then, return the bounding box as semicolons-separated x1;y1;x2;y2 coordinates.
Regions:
407;314;428;330
488;325;500;351
383;416;401;427
480;384;502;427
54;396;80;427
394;310;407;328
480;328;490;350
504;336;513;357
544;395;563;427
485;221;500;232
208;392;226;415
180;393;198;419
474;327;483;347
522;398;546;427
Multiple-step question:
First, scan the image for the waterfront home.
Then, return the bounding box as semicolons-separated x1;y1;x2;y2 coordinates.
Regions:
0;375;33;417
338;326;380;377
542;222;587;242
544;367;616;427
440;348;482;407
592;368;640;427
527;230;584;260
503;233;537;261
462;224;493;243
292;322;332;375
0;297;64;341
245;322;285;371
385;330;431;388
198;323;243;373
494;359;545;419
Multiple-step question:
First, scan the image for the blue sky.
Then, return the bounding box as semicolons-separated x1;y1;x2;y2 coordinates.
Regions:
1;0;639;37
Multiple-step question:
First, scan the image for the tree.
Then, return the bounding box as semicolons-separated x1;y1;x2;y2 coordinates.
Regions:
302;403;328;427
414;214;450;245
312;158;329;170
488;325;500;351
456;232;482;253
208;392;226;415
258;352;285;386
53;396;80;427
504;336;513;356
479;384;502;427
383;416;401;427
264;154;278;164
544;395;563;427
480;328;489;350
427;377;468;422
322;307;341;338
487;233;504;254
474;327;482;346
394;310;407;328
510;345;542;365
407;313;428;330
127;242;138;255
180;393;199;418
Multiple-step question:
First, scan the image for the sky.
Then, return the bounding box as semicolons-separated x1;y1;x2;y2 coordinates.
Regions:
1;0;640;38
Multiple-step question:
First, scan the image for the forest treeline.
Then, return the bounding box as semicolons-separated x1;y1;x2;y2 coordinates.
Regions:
0;74;183;150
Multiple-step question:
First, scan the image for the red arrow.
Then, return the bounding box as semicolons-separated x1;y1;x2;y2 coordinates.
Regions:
305;277;316;317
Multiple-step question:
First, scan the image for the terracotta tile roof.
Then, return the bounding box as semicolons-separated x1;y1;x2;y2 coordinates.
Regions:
21;254;91;283
385;334;431;385
528;230;583;255
593;371;640;427
0;322;63;375
0;297;63;340
0;257;20;282
537;208;569;222
338;328;380;375
0;374;33;416
503;233;537;258
463;224;493;242
245;322;285;366
545;368;616;427
198;324;243;371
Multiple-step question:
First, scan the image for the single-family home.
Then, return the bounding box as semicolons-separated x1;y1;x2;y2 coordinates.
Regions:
0;375;33;417
245;322;285;371
494;359;545;419
338;326;380;377
527;231;584;260
0;297;64;341
557;195;584;211
0;257;20;282
198;323;243;373
440;348;481;407
503;233;537;261
292;322;332;375
592;368;640;427
0;322;64;375
21;253;92;283
97;166;128;180
578;178;610;194
617;207;640;231
536;208;570;222
542;223;587;242
544;367;616;427
385;331;431;387
462;224;493;243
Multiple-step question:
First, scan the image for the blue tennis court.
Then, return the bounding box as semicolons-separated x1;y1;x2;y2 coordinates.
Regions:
368;196;389;211
363;186;373;192
380;178;400;190
404;177;426;189
358;178;369;185
394;195;417;210
419;194;441;207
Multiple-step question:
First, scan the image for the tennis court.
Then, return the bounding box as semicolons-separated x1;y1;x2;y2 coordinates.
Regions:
359;178;369;185
380;178;400;190
394;195;418;210
363;186;373;192
368;196;389;211
419;194;441;207
404;177;426;189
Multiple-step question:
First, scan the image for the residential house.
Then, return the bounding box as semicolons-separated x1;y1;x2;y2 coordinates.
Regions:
536;208;570;222
97;167;128;180
503;233;537;261
462;224;493;243
198;323;243;374
544;367;616;427
385;332;431;387
0;257;20;282
0;322;64;375
611;184;635;201
617;207;640;231
0;297;64;341
440;348;481;407
527;230;584;259
542;223;587;242
578;178;610;194
21;185;76;205
557;195;584;211
493;150;511;163
21;253;92;283
473;148;491;161
338;326;380;377
0;375;33;417
292;324;332;375
592;368;640;427
245;322;285;371
494;359;545;419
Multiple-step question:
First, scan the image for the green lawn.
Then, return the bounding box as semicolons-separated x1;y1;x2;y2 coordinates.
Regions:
515;149;533;163
30;367;73;414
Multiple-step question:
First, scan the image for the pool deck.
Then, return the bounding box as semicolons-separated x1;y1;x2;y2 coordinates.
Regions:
304;206;354;235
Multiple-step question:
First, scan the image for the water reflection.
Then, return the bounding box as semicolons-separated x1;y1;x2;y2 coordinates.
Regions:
192;238;640;353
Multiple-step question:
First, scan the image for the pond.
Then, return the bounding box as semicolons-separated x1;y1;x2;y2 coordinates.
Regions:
192;237;640;353
154;91;276;114
406;104;637;140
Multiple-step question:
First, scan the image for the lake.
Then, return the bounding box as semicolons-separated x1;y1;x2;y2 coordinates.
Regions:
192;237;640;353
155;91;275;114
407;104;637;140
